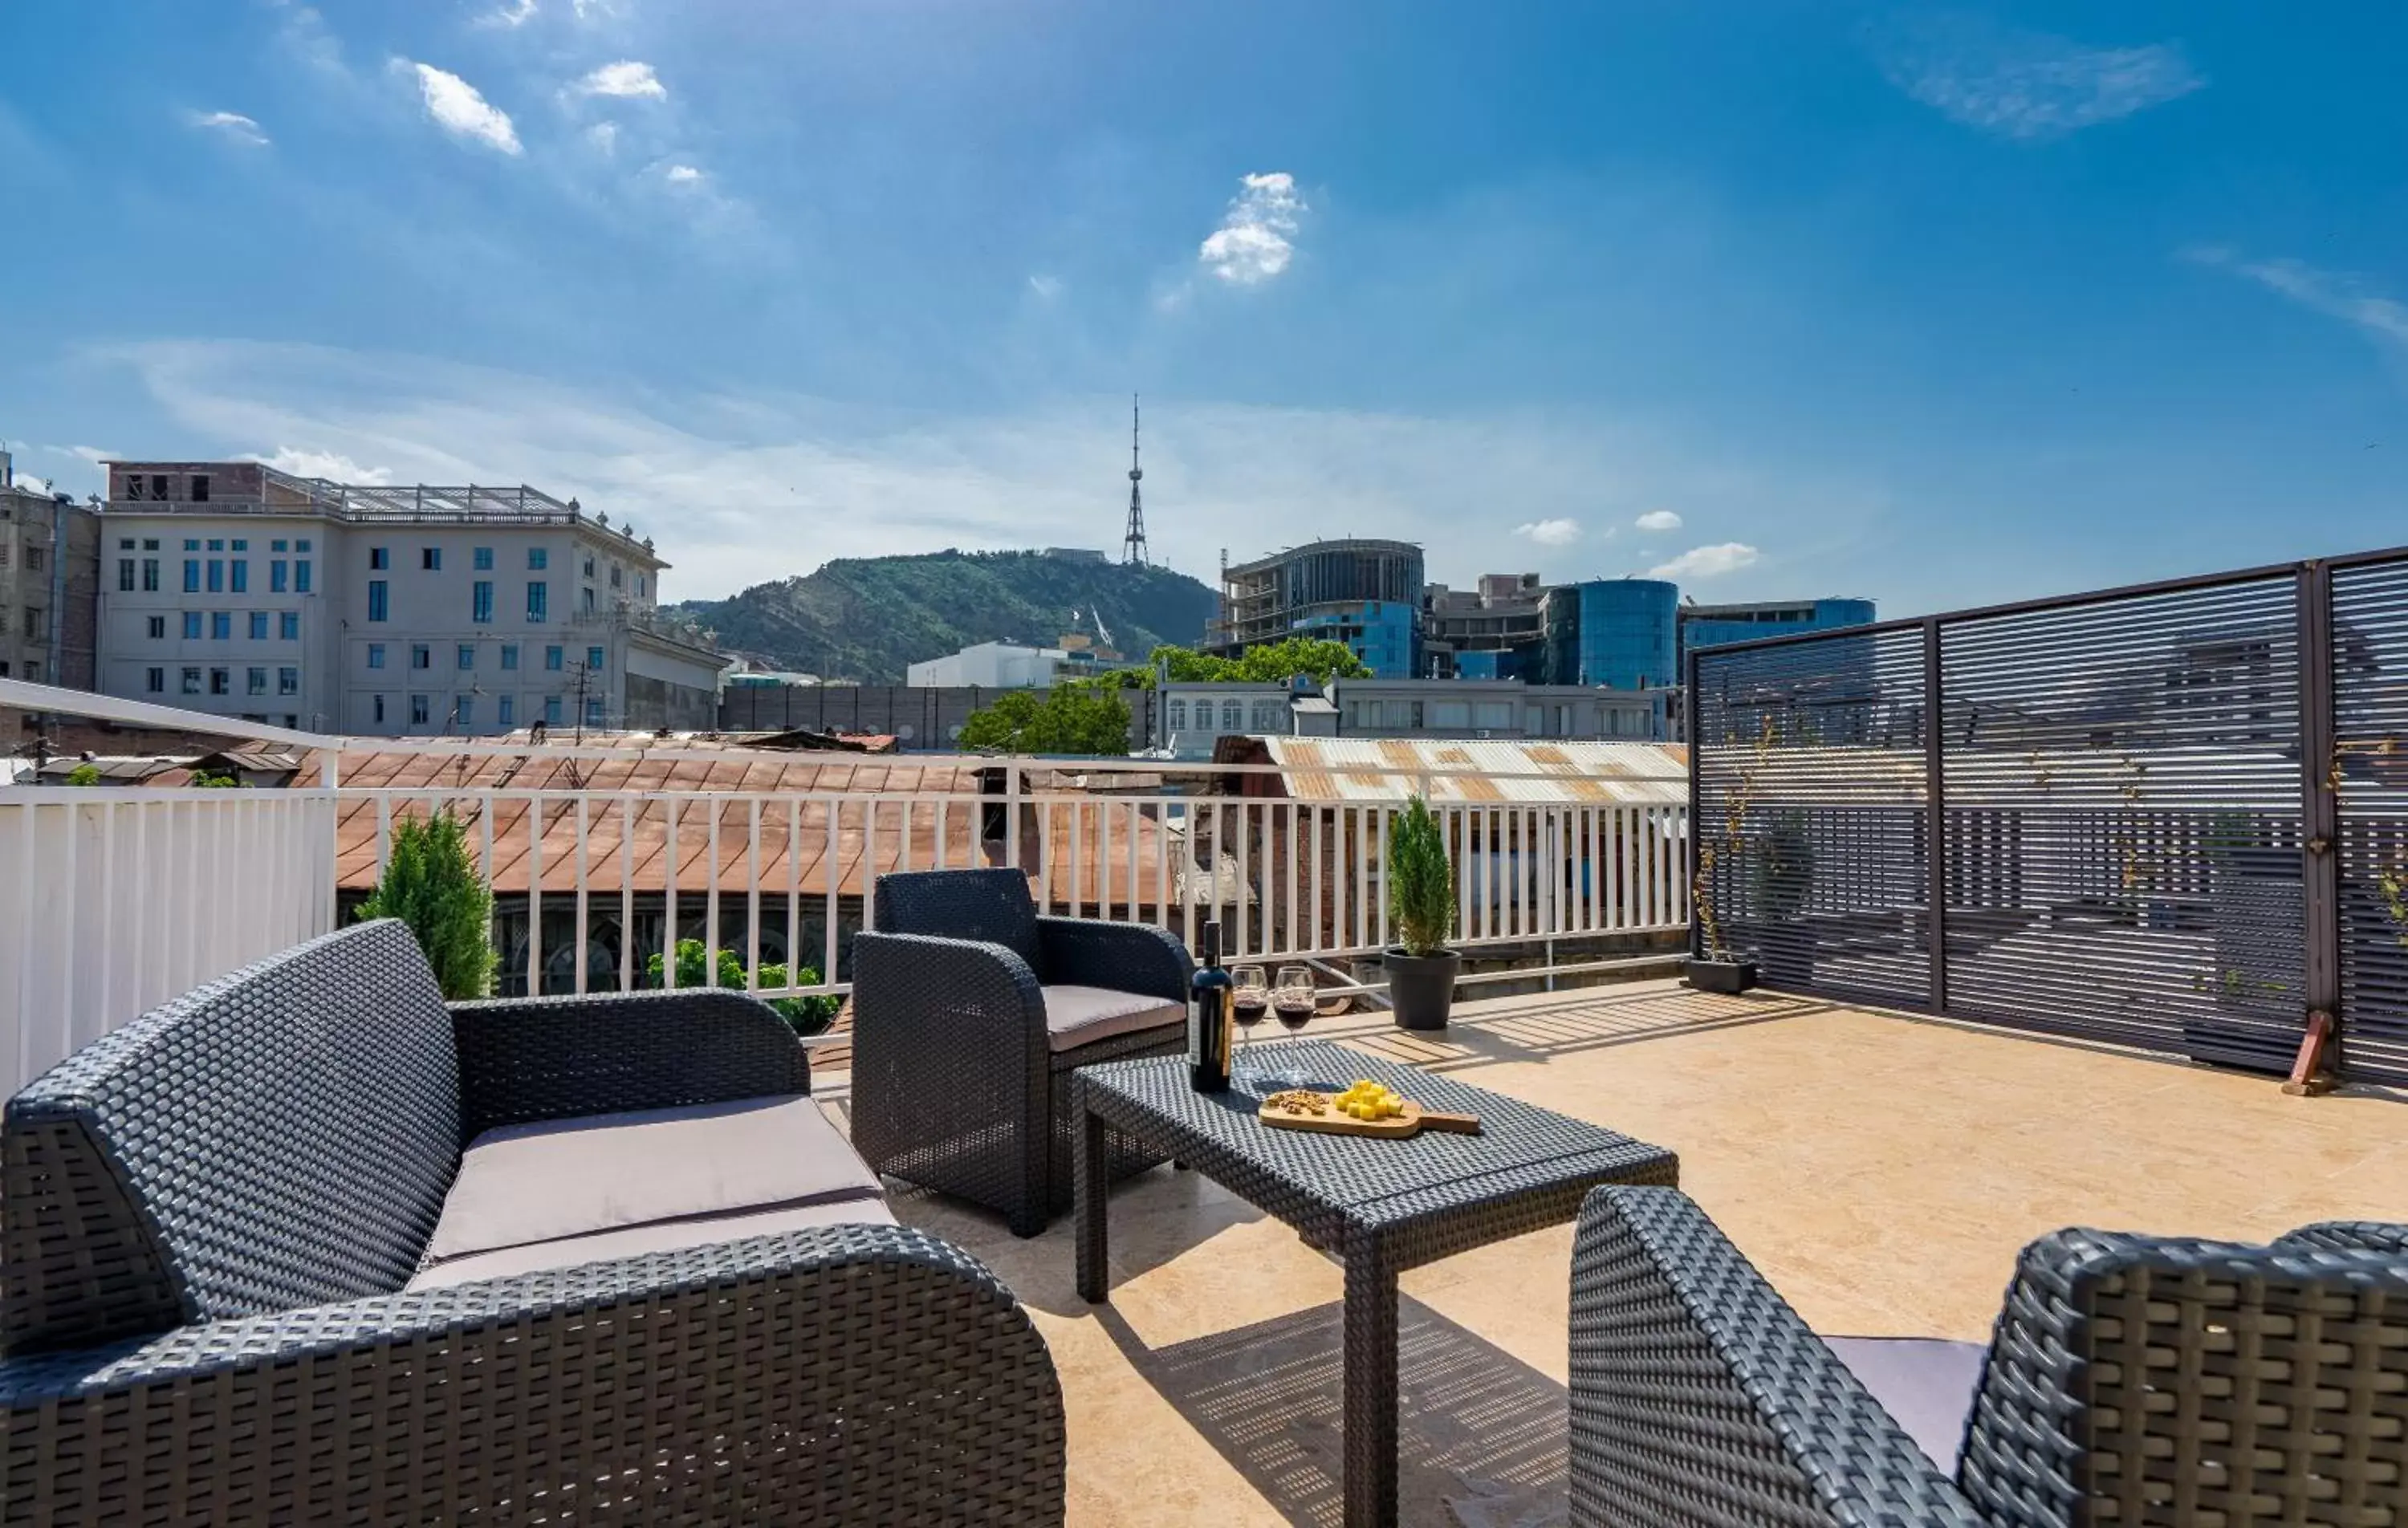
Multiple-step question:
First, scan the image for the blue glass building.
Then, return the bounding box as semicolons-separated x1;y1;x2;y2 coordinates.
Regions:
1678;598;1877;663
1537;579;1680;689
1290;599;1418;679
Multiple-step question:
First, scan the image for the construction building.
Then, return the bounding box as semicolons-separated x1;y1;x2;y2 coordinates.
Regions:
0;449;104;746
1206;538;1424;678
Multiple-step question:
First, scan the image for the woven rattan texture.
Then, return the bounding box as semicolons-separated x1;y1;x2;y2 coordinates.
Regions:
1567;1185;1983;1528
2;920;461;1351
1961;1227;2408;1528
0;1225;1066;1525
452;989;811;1140
2281;1221;2408;1257
853;872;1196;1236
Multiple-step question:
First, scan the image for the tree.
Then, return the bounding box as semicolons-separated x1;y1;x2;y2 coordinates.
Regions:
1386;797;1458;956
62;763;101;787
357;809;498;999
1087;640;1376;689
958;686;1133;755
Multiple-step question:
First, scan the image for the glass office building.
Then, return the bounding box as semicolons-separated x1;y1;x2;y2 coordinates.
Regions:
1678;598;1877;661
1538;579;1680;689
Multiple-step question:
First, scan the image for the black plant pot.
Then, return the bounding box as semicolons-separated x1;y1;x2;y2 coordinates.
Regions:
1387;948;1462;1030
1687;956;1758;995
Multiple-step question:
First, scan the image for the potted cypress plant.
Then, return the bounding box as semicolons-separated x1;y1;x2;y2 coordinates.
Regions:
1385;796;1460;1030
357;808;498;1000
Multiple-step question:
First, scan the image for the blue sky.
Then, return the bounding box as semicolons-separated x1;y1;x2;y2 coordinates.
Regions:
2;2;2403;608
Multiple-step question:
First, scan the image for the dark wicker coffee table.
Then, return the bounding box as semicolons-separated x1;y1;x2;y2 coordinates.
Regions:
1072;1038;1678;1528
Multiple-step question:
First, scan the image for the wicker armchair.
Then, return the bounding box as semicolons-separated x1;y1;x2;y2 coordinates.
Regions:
0;920;1065;1526
852;868;1195;1237
1568;1185;2408;1527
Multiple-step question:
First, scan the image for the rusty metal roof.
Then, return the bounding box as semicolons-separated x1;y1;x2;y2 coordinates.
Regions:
1257;737;1689;805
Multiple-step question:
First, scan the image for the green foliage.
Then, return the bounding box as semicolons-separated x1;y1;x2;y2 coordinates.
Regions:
189;769;239;789
958;685;1133;755
62;763;102;787
1097;639;1374;689
673;551;1217;685
1386;798;1457;957
644;938;841;1035
358;810;497;1000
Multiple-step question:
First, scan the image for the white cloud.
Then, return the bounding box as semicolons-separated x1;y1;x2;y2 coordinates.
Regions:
2186;247;2408;351
1513;518;1581;547
251;447;394;485
1874;17;2203;141
1198;172;1306;285
576;61;665;100
1027;274;1064;300
571;0;619;16
1649;543;1760;580
100;340;1878;603
476;0;539;26
585;121;619;154
51;445;118;467
1634;509;1682;532
663;163;703;184
407;63;523;155
186;110;269;147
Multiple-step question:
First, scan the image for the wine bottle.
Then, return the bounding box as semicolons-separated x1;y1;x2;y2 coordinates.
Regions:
1189;920;1233;1093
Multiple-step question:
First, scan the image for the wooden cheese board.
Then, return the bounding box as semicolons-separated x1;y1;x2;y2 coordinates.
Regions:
1256;1090;1483;1139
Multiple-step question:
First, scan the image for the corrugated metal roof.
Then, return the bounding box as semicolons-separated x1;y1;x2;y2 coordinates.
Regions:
1259;738;1689;804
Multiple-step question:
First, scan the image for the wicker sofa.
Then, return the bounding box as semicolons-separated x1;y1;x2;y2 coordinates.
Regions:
851;868;1194;1237
1568;1185;2408;1526
0;920;1065;1526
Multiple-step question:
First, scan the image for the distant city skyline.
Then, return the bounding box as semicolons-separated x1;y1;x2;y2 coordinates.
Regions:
3;2;2404;613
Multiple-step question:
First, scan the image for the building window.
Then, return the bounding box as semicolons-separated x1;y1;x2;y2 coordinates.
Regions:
367;644;385;669
205;559;223;593
472;580;493;624
453;695;473;727
1251;701;1281;730
637;575;646;596
586;697;604;729
183;538;199;551
181;668;201;695
19;660;35;683
24;547;43;574
146;616;165;640
587;646;604;670
146;667;165;694
229;538;245;552
543;695;563;726
229;559;247;593
367;580;388;621
545;644;563;672
207;538;223;552
498;694;515;727
1220;701;1243;732
142;558;159;591
270;560;287;593
208;668;230;697
22;608;40;641
370;547;388;571
144;538;159;551
528;547;548;570
411;694;430;726
526;582;548;622
280;612;299;640
421;547;441;571
583;555;596;579
297;538;311;553
458;644;475;671
210;612;231;640
279;668;299;696
153;474;171;499
411;644;431;670
119;538;135;551
500;644;519;671
247;668;267;696
118;559;136;591
183;612;203;640
474;547;494;571
1167;700;1188;731
609;564;622;589
294;559;311;594
372;694;387;725
192;474;210;502
183;560;200;593
271;539;288;553
581;585;596;616
249;612;268;640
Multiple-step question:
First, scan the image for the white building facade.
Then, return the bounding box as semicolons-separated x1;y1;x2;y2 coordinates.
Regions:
95;462;726;735
907;640;1081;689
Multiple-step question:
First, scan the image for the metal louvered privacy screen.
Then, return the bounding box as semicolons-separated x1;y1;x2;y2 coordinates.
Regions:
1691;551;2408;1086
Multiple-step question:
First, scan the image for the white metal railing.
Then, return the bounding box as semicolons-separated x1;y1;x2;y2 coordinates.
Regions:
0;787;337;1098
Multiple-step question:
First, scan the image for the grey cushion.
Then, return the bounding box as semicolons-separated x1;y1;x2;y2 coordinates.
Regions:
407;1197;899;1290
1042;985;1185;1054
420;1093;884;1270
1824;1335;1988;1472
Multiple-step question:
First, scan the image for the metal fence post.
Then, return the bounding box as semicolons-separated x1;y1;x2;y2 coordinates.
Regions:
2296;561;2342;1079
1922;619;1949;1014
1005;760;1023;873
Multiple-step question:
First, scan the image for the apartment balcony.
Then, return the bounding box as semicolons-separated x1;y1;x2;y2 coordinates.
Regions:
2;660;2402;1527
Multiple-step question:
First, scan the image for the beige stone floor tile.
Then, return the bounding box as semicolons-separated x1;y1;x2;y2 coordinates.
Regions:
847;979;2407;1526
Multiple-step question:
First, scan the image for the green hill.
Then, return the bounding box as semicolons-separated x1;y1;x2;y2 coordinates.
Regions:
673;550;1218;684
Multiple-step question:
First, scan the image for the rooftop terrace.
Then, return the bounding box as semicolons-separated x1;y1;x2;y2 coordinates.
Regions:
840;981;2403;1526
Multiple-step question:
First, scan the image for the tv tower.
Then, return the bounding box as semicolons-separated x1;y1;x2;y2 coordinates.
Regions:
1121;394;1149;566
